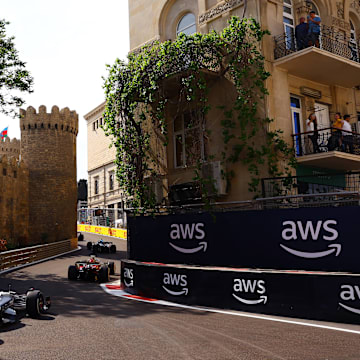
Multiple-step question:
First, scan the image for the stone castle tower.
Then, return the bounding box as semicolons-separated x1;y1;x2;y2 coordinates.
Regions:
20;105;78;243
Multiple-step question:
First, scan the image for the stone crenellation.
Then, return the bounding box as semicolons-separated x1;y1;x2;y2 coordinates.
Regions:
20;105;78;135
0;105;78;248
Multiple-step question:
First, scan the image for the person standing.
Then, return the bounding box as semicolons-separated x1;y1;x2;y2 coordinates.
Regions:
342;114;354;153
295;17;308;50
307;11;321;48
306;113;320;153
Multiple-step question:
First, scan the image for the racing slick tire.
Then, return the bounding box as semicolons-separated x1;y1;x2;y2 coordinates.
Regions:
110;245;116;253
68;265;78;280
99;264;110;283
26;290;44;318
109;261;115;275
92;244;98;253
86;242;92;250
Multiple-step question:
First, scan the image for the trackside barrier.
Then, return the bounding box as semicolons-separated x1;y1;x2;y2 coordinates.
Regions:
77;224;127;240
0;239;75;272
121;260;360;325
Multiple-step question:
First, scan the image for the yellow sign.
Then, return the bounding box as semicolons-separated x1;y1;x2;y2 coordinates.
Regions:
77;224;127;240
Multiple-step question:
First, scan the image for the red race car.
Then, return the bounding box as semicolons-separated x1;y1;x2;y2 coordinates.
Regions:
68;255;115;283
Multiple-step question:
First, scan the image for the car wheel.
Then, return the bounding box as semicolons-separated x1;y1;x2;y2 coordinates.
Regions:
86;242;92;250
98;265;110;283
26;290;44;318
68;265;78;280
92;245;98;253
109;262;115;275
110;245;116;253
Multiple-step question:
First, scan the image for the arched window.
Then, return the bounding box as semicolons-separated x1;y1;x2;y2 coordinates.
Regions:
307;1;320;15
176;13;196;36
283;0;295;50
350;20;359;62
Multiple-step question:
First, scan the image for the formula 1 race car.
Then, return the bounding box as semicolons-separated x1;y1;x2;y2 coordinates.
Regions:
68;255;115;283
0;285;51;324
86;239;116;254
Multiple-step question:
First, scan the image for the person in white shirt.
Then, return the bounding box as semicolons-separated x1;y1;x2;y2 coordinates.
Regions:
306;113;319;153
342;114;353;153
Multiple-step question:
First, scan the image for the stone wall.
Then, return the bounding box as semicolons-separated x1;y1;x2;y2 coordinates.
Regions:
0;156;29;248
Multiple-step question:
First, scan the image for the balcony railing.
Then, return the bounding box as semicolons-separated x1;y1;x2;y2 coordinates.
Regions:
274;24;360;63
262;171;360;200
292;127;360;157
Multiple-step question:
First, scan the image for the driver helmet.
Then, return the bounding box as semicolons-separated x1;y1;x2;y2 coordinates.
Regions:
88;255;97;263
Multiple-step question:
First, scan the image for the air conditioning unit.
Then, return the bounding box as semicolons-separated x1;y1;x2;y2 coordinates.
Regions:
201;161;227;196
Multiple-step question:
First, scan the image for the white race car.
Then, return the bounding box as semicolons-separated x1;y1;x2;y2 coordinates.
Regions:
0;285;51;324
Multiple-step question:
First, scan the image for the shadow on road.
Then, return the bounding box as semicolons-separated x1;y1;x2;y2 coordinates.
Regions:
0;244;208;326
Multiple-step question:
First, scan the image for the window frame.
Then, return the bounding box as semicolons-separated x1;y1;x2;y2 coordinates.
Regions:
176;13;196;37
173;111;205;169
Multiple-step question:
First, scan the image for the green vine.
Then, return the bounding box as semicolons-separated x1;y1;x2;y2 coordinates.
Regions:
103;17;296;210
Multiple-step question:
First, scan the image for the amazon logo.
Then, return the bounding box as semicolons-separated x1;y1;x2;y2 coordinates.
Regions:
232;278;267;305
280;220;341;259
162;272;188;296
169;223;207;254
339;284;360;315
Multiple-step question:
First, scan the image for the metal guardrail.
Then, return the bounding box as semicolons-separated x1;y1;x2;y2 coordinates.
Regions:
292;127;360;156
0;239;72;272
274;24;360;63
125;191;360;215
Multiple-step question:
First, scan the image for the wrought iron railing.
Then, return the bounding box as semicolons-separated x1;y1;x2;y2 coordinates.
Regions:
262;171;360;200
292;127;360;157
274;24;360;63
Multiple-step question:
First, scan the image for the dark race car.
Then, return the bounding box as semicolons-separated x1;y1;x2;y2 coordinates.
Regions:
0;285;51;324
68;255;115;283
87;239;116;254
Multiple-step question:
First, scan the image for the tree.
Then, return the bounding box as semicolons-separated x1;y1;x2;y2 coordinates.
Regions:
0;19;33;117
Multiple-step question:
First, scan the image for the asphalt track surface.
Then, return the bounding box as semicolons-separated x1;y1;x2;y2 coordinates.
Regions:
1;233;360;360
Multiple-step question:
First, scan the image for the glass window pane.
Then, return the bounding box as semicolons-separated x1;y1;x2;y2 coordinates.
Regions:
290;97;300;108
185;127;201;166
283;18;293;25
181;24;196;36
177;13;196;35
175;134;184;167
283;6;292;15
284;0;292;4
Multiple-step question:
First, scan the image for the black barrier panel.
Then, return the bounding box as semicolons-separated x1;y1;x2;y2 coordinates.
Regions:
121;260;360;325
128;206;360;272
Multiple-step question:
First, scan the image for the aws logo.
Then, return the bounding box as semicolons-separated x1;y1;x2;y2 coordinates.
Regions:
169;223;207;254
339;284;360;315
123;267;134;288
232;278;267;305
280;220;341;259
162;272;188;296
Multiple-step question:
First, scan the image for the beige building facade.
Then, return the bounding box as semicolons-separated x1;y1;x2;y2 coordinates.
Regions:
127;0;360;203
85;102;125;210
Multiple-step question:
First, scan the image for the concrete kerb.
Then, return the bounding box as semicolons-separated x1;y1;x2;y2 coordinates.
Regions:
0;246;81;275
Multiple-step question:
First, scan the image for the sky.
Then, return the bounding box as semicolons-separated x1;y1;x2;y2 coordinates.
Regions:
0;0;130;180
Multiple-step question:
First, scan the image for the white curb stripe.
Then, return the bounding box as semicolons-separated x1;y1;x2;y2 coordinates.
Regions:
100;281;360;335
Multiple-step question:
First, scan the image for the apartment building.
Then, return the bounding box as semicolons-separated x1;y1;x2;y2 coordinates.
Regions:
126;0;360;203
85;102;125;211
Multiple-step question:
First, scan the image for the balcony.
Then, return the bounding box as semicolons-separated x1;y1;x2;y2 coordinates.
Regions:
274;25;360;87
292;127;360;170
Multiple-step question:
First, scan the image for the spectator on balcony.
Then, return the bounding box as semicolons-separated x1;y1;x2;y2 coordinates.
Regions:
328;112;343;150
295;17;308;50
342;114;354;153
306;113;320;153
307;11;321;48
